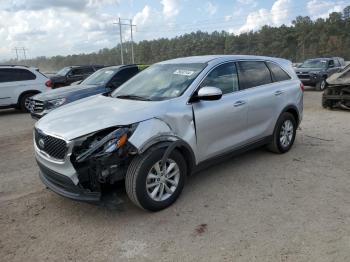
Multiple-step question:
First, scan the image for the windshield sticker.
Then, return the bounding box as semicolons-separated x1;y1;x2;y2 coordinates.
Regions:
173;69;194;76
104;71;114;74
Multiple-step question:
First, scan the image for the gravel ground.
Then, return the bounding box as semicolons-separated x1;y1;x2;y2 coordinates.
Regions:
1;89;350;262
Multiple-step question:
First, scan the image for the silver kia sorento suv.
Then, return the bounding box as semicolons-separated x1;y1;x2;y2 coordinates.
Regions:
34;55;303;211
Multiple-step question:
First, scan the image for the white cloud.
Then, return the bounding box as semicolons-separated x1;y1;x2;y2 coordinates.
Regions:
205;2;218;16
160;0;180;19
238;0;293;33
306;0;346;19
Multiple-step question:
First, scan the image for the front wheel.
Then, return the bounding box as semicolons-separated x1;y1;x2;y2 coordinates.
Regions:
125;148;187;211
316;79;327;91
267;112;297;154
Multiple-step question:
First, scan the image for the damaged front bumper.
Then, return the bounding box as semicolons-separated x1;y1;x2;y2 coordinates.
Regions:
37;160;101;202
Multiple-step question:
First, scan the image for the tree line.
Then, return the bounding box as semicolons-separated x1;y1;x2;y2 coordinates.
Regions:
4;6;350;71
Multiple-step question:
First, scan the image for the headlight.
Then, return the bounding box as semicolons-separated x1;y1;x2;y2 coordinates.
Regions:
76;125;137;162
46;98;66;109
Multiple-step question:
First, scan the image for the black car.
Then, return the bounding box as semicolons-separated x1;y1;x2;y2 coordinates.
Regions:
29;64;145;119
295;57;345;91
50;65;105;88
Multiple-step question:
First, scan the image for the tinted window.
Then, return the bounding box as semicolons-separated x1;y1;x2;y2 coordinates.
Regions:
328;60;335;67
333;59;340;67
200;62;239;94
71;68;93;75
110;67;139;86
237;61;272;89
266;62;291;82
0;68;36;83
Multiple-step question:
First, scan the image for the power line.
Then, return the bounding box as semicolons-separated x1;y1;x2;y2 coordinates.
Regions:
12;47;28;63
114;18;136;64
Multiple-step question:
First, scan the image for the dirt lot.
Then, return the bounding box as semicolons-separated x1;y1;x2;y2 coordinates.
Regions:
1;89;350;262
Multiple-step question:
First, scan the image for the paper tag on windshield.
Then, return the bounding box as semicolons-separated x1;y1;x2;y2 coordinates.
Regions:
173;69;194;76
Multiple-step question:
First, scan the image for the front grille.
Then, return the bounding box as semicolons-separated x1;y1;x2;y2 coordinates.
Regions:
297;74;310;79
28;98;44;113
35;129;68;160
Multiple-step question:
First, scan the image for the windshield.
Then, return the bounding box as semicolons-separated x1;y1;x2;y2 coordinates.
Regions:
299;59;328;69
56;67;71;76
112;63;206;101
81;68;119;85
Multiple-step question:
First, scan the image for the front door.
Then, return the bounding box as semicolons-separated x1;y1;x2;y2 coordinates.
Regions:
192;62;249;162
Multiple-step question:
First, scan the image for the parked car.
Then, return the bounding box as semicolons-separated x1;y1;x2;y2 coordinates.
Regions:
295;57;345;91
28;65;143;119
33;55;303;211
0;65;51;112
322;64;350;110
50;65;105;88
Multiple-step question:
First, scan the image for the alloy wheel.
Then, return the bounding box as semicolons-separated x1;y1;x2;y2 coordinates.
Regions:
146;159;180;202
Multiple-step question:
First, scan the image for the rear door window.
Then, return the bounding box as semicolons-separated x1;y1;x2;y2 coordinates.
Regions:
237;61;272;89
266;62;291;82
110;67;139;87
0;68;36;82
334;59;341;67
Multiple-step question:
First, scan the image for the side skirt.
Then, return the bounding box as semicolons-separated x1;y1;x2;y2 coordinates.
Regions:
192;136;273;174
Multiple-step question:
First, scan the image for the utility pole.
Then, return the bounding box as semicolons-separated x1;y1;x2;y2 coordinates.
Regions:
118;17;124;64
22;47;28;65
114;18;136;64
130;19;134;63
13;47;19;61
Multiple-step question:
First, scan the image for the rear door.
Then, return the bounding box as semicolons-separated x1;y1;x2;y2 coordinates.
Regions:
192;62;249;162
0;68;36;106
236;61;287;141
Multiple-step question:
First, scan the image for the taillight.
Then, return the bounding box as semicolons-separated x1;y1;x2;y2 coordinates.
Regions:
45;80;52;88
300;82;305;92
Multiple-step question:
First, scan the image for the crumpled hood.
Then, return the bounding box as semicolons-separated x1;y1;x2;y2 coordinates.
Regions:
33;84;100;101
326;71;350;86
35;95;168;140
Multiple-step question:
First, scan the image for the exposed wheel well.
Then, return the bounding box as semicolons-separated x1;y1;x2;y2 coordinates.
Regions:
17;90;41;105
143;141;196;176
285;107;299;126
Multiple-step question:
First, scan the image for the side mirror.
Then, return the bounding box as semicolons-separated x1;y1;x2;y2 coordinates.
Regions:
196;86;222;101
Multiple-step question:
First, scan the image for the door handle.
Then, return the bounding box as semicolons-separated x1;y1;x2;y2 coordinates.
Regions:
233;100;246;107
274;90;285;96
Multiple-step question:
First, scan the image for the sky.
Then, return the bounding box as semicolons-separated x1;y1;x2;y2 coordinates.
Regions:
0;0;349;61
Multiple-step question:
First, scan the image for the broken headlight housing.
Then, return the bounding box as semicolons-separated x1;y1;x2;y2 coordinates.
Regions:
75;124;138;163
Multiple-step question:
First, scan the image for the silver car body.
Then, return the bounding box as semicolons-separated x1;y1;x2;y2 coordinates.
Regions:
34;55;303;189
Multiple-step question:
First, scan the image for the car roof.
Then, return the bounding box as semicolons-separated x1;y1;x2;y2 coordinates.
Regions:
158;55;291;65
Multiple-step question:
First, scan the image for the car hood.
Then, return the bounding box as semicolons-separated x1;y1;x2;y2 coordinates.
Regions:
35;95;168;140
50;75;66;83
33;84;101;101
327;72;350;85
295;67;324;73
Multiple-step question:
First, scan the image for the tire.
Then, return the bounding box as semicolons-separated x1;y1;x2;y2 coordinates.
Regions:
322;88;332;109
125;148;187;211
19;93;35;112
267;112;297;154
315;79;327;91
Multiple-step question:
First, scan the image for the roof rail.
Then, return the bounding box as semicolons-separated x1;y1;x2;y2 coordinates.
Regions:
0;64;30;67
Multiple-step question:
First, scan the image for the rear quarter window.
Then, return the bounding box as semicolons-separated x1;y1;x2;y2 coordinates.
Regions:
266;62;291;82
0;68;36;82
237;61;272;89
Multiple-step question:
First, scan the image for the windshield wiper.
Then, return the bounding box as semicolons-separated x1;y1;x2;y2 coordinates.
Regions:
116;95;152;101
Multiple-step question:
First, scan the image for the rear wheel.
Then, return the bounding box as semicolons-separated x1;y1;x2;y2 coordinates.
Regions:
125;148;186;211
19;93;35;112
267;112;297;154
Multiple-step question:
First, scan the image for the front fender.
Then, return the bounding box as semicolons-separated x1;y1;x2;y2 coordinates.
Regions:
128;118;178;153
